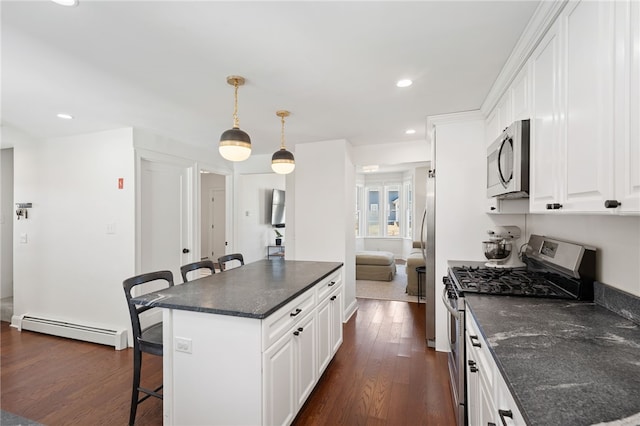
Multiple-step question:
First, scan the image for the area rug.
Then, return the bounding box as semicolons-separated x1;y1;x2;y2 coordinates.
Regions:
356;265;419;303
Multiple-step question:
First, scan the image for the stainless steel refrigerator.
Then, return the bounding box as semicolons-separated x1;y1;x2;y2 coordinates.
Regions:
420;165;436;348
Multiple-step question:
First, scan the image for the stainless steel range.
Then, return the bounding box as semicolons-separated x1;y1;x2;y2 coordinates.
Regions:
442;234;597;426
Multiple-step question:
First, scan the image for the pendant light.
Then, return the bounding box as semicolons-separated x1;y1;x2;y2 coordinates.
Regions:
271;110;295;174
219;76;252;162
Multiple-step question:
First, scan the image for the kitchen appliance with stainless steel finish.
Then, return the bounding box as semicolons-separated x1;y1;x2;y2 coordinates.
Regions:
487;119;530;199
443;235;596;426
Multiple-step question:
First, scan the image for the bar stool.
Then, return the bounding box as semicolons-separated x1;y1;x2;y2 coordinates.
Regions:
218;253;245;271
180;260;216;283
123;270;174;426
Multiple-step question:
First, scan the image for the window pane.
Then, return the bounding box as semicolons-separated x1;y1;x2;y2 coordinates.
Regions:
367;189;380;236
406;184;412;238
387;188;399;236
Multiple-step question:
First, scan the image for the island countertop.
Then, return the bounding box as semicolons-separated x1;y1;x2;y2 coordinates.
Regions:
465;294;640;426
131;259;343;319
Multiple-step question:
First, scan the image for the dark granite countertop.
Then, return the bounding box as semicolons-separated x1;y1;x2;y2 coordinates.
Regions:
131;260;343;319
465;294;640;426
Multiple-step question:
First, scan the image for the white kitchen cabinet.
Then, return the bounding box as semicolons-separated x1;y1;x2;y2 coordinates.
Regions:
485;62;531;146
530;20;562;213
530;0;639;214
466;308;525;426
162;264;344;426
264;310;317;426
317;273;343;375
511;64;531;122
613;0;640;214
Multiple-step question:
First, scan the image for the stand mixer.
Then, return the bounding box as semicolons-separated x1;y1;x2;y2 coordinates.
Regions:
483;226;526;268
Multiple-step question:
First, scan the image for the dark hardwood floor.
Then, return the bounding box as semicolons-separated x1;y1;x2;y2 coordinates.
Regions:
1;299;454;425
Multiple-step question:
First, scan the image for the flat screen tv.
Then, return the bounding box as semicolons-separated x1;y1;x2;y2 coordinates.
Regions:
271;189;285;228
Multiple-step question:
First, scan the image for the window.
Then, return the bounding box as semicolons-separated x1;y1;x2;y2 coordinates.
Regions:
385;186;400;236
405;182;412;238
356;180;411;238
367;188;380;236
355;185;363;236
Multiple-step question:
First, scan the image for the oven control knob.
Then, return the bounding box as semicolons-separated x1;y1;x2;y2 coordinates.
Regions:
604;200;621;208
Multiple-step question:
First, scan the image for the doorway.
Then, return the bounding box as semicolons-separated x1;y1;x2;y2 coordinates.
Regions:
1;148;14;322
200;172;226;261
140;159;192;281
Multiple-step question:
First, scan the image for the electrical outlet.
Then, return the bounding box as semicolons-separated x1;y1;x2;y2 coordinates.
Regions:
175;337;192;354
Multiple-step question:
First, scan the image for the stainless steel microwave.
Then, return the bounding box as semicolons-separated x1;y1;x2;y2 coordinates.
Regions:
487;119;530;199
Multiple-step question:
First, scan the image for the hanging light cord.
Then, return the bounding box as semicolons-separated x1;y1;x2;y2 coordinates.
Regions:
280;114;286;149
233;80;240;128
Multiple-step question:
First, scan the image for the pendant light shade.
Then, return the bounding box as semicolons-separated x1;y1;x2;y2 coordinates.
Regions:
219;76;252;162
272;110;295;174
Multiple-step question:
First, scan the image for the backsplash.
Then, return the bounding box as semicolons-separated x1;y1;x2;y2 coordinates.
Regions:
594;281;640;326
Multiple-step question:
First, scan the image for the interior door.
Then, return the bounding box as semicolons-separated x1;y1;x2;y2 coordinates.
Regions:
140;159;191;281
209;188;226;260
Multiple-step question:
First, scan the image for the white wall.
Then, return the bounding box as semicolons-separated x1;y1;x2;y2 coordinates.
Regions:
352;140;429;166
236;173;286;264
1;148;14;299
527;214;640;296
12;128;136;332
431;112;526;352
291;139;356;320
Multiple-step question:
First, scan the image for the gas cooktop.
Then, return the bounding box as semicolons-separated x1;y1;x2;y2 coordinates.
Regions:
450;266;575;299
448;235;597;301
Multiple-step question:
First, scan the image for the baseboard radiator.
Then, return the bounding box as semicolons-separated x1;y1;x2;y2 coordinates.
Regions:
19;315;128;350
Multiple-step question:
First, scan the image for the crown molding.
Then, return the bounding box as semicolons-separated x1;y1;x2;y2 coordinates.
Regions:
480;0;568;116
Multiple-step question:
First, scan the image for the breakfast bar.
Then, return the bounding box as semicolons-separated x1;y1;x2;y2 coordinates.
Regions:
131;260;344;426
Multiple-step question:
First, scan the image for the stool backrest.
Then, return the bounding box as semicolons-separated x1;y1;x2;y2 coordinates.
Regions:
180;260;216;283
218;253;245;271
123;270;174;346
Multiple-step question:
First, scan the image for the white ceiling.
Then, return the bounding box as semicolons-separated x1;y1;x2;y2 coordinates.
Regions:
1;0;539;156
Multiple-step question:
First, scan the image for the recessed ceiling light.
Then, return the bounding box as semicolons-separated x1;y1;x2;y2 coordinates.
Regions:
405;129;416;135
396;79;413;88
56;113;74;120
51;0;79;6
362;165;379;173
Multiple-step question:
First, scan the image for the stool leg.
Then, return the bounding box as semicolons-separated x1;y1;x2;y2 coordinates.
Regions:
129;347;142;426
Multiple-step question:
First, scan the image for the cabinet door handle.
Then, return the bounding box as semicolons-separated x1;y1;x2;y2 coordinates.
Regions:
470;365;478;373
499;409;513;426
468;360;476;367
293;330;300;336
470;335;482;347
545;203;563;210
604;200;621;208
290;308;302;317
328;281;336;287
297;327;304;332
330;295;337;301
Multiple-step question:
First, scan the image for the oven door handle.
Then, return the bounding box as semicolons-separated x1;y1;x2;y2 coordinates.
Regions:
442;286;461;319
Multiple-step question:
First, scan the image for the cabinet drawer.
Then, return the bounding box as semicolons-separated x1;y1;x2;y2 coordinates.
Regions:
316;270;342;303
263;289;315;351
466;312;495;388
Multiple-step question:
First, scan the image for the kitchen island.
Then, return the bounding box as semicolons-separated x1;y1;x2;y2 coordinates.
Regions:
465;288;640;426
131;259;344;426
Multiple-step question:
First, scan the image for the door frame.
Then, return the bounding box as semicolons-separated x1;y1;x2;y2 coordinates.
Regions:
135;149;234;275
135;149;195;277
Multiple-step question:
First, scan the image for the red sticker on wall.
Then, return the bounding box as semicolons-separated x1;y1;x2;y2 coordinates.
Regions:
118;178;124;189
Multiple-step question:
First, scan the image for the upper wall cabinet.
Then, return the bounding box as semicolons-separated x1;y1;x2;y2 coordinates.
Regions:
614;0;640;214
530;0;638;214
485;65;530;146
